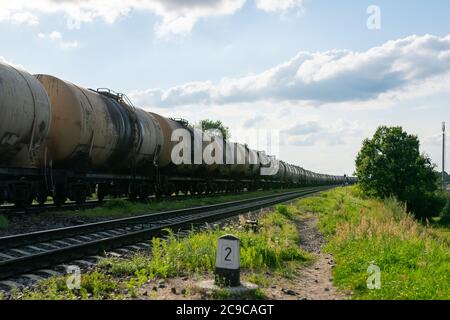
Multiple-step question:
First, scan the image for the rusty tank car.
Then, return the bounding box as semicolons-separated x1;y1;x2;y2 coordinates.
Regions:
36;76;162;172
34;76;164;203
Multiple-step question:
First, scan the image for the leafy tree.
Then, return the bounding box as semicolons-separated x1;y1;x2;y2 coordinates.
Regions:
355;126;440;219
196;119;230;140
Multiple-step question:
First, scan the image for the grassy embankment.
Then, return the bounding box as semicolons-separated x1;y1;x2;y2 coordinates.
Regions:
430;213;450;246
298;186;450;300
10;203;312;300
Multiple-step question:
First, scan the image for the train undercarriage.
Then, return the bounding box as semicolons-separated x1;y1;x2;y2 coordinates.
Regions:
0;167;303;208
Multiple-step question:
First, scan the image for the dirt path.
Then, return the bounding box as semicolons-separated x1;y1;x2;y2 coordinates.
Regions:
261;214;349;300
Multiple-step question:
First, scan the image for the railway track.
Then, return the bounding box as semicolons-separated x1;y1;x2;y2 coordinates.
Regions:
0;186;330;282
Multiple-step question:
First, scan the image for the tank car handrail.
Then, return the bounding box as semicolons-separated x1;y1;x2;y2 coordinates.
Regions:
170;118;191;127
96;88;137;111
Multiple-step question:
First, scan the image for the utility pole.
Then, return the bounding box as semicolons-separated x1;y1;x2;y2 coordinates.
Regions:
443;122;446;190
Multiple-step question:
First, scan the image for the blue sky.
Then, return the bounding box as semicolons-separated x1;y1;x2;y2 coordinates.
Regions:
1;0;450;175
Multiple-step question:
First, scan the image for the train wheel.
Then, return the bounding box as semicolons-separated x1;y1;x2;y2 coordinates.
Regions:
188;184;196;195
128;183;138;201
139;190;149;200
15;199;33;208
53;185;67;207
140;193;149;200
98;191;105;202
192;183;200;195
74;191;87;205
97;185;107;202
167;183;176;197
37;193;47;206
12;184;34;208
200;183;208;195
181;187;189;196
129;192;138;202
53;196;66;206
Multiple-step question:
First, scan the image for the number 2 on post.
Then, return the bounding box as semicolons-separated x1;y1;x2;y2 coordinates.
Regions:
224;247;232;262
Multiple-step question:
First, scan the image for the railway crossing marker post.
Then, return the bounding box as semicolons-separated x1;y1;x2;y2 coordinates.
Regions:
215;234;240;287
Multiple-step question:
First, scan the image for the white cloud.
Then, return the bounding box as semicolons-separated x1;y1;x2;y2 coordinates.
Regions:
129;34;450;108
0;0;248;38
0;5;39;26
37;31;79;49
423;134;442;148
243;115;267;128
255;0;304;12
0;0;306;38
281;119;362;147
10;12;39;25
0;56;26;70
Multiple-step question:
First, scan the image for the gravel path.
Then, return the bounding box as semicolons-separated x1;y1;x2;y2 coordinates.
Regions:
293;214;348;300
256;213;348;300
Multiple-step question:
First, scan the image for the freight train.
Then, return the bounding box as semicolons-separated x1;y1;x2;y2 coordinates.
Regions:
0;62;354;207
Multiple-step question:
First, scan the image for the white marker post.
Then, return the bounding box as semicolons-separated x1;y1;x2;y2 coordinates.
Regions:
215;234;240;287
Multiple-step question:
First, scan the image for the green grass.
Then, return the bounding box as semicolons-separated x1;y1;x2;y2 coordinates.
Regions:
275;204;294;219
246;273;271;287
428;227;450;246
429;215;450;246
15;271;121;300
99;210;311;278
43;189;301;220
0;215;8;230
298;186;450;300
13;201;312;300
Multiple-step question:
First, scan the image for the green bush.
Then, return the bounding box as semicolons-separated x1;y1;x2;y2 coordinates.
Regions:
355;126;440;219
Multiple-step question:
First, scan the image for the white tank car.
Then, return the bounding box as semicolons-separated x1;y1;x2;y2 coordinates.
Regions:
0;62;51;167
